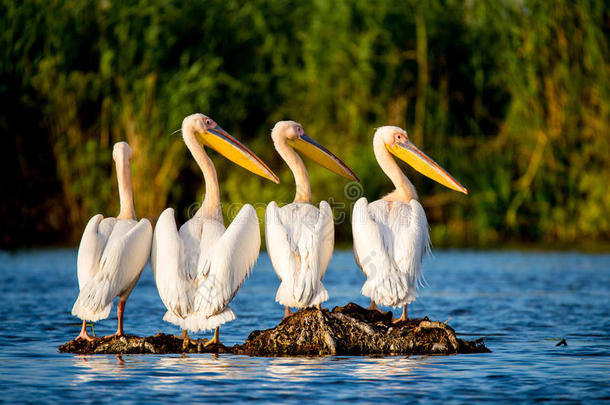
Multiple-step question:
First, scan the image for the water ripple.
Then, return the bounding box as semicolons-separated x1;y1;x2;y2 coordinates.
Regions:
0;249;609;403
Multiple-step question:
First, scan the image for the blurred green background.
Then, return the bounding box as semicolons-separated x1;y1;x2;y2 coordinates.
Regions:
1;0;609;250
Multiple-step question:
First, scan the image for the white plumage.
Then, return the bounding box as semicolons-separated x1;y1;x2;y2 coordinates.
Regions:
265;201;334;307
150;114;278;342
352;197;430;308
71;141;152;339
151;204;260;332
265;121;358;316
351;126;466;321
72;216;153;320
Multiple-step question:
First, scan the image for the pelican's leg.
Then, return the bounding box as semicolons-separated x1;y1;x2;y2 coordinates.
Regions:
283;306;292;319
104;300;126;338
181;330;195;350
76;320;94;341
393;304;408;323
204;327;220;347
368;299;383;313
115;300;126;336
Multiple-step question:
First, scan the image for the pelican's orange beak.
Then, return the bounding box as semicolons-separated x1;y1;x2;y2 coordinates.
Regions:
387;140;467;194
287;134;359;181
200;126;280;184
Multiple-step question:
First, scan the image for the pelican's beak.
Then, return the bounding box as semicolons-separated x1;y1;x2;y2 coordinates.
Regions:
288;134;359;181
387;140;468;194
200;126;280;183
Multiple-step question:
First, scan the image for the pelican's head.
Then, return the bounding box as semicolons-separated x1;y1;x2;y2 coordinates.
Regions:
183;113;279;183
112;141;133;163
271;120;359;181
374;126;468;194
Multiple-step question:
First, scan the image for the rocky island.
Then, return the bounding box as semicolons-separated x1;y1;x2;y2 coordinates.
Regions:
59;303;490;356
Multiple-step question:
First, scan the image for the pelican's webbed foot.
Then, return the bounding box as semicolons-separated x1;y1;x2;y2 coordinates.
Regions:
367;300;384;313
203;327;220;348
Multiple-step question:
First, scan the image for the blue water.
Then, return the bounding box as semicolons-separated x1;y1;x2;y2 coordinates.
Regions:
0;249;609;403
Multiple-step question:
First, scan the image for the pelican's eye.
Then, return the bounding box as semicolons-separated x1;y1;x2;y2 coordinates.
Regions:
205;118;214;128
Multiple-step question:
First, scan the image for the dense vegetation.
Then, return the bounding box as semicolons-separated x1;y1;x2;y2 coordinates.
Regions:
1;0;609;249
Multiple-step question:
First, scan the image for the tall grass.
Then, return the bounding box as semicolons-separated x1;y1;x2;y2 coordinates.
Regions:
1;0;608;247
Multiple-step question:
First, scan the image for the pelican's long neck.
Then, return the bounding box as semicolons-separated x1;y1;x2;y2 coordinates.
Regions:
183;129;221;217
274;139;311;203
374;141;418;203
116;157;136;220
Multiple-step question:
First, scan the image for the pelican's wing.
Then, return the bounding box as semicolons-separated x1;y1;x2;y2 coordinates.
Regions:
151;208;192;318
77;215;117;289
194;204;260;316
265;201;294;283
316;201;335;280
352;197;430;307
72;219;152;321
267;203;329;306
352;198;392;280
178;214;206;281
388;199;430;290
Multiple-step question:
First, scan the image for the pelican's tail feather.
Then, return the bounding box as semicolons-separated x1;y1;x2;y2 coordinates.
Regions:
182;306;236;333
276;277;328;308
71;279;113;322
162;310;186;328
275;280;295;307
306;280;328;307
361;269;413;308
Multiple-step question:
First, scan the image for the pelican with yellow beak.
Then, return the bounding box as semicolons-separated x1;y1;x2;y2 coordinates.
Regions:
151;113;279;346
265;121;359;318
352;126;467;322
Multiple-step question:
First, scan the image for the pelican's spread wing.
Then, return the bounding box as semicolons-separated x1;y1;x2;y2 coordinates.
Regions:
151;208;192;319
72;218;152;321
352;197;429;307
194;204;260;318
266;202;330;307
77;215;117;289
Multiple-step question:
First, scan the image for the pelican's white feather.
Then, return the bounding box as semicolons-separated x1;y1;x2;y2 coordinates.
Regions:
352;197;430;307
265;201;333;307
76;214;117;290
152;205;260;332
72;218;152;321
151;208;193;320
190;204;260;330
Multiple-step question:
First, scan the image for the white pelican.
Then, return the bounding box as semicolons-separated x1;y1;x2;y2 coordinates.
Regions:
72;142;153;340
265;121;359;318
352;126;467;322
152;113;279;346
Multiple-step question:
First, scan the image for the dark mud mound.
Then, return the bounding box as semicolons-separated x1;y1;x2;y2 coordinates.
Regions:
59;333;229;355
235;303;490;356
59;303;490;356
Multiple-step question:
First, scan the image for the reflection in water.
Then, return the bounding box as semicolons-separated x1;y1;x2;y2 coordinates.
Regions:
150;354;261;392
265;356;430;382
266;357;330;381
71;355;130;384
348;356;429;379
71;352;432;388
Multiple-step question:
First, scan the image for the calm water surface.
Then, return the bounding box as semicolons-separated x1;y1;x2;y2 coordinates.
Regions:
0;250;609;403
